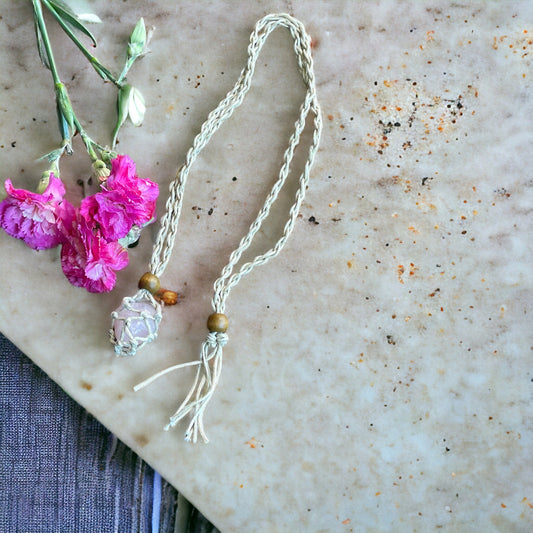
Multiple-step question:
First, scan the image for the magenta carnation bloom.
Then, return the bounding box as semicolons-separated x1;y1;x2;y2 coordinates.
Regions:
80;189;134;241
107;154;158;227
109;153;137;181
60;212;129;293
0;175;71;250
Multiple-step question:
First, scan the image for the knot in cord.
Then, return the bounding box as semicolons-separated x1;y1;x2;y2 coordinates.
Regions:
206;331;229;348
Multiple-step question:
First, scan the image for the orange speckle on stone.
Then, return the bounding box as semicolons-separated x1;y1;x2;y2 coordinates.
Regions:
327;114;334;120
342;519;351;525
501;503;507;508
375;491;381;496
397;264;405;283
347;261;353;269
80;381;92;391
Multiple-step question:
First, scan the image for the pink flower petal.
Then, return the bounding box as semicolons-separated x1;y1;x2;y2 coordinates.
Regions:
60;212;129;293
106;155;159;228
0;175;71;250
80;190;134;241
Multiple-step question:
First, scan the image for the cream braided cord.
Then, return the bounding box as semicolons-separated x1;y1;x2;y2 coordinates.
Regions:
149;13;321;284
134;13;322;442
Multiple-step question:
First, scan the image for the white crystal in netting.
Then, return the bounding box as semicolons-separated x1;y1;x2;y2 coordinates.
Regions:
110;289;162;356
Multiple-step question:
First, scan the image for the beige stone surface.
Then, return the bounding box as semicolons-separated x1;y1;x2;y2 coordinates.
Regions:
1;1;532;531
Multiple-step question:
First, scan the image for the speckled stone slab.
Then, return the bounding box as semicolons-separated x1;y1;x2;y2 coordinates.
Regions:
1;1;532;531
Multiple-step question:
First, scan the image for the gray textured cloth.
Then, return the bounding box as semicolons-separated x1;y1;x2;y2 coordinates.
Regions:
0;332;218;533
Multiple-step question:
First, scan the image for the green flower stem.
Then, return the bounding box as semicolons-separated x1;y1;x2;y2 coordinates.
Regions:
72;116;109;162
117;57;136;85
31;0;61;86
31;0;111;168
32;0;73;149
42;0;121;88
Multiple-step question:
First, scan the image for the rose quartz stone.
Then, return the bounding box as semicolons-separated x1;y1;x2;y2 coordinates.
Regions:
111;296;161;356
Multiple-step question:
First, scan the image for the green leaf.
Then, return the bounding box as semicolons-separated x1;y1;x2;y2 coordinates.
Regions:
45;0;98;47
39;147;65;163
55;82;75;134
32;7;49;67
90;57;117;84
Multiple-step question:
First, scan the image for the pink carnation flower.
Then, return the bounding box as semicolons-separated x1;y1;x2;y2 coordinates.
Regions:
0;154;156;293
107;154;158;227
0;175;71;250
80;189;134;241
60;210;129;293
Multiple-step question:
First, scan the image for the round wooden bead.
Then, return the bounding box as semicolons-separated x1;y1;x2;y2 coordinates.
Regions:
138;272;160;294
207;313;229;333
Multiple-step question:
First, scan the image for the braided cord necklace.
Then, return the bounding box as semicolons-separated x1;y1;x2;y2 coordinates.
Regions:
111;13;322;442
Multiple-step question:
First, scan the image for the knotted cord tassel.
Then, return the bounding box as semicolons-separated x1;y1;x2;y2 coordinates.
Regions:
165;331;228;443
133;314;229;443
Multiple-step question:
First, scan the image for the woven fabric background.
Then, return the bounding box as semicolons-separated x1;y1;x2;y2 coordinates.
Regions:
0;332;218;533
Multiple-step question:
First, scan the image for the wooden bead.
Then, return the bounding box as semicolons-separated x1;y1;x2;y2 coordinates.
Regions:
155;289;180;306
138;272;160;294
207;313;229;333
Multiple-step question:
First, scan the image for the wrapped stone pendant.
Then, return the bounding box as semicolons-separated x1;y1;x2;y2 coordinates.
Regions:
110;281;163;356
110;272;180;355
110;289;162;356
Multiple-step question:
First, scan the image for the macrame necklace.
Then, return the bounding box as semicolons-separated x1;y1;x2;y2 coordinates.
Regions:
110;13;322;443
